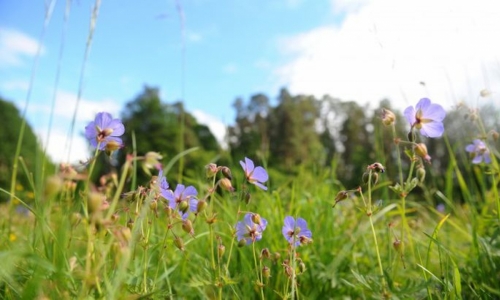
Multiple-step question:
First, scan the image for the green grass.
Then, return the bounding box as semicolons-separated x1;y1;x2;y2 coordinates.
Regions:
1;126;499;299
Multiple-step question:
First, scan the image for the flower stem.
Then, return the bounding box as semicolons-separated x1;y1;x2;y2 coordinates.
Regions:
369;215;387;296
367;171;387;296
252;242;265;300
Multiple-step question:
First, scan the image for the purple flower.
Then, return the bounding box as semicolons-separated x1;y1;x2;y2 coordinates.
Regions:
282;216;312;247
235;213;268;245
157;170;170;192
162;183;198;220
240;157;269;190
404;98;446;138
465;139;491;164
85;112;125;150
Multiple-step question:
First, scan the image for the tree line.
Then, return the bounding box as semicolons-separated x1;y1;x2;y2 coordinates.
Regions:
1;87;498;202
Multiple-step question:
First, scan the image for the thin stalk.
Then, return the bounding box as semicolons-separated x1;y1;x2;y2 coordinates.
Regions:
365;171;387;295
253;242;265;300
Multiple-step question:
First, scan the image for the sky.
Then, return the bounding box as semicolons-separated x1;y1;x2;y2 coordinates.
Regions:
1;0;500;164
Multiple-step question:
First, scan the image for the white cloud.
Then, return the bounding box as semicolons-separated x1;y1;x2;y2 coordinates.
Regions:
36;126;90;165
27;89;121;122
276;0;500;110
0;28;45;68
192;109;227;147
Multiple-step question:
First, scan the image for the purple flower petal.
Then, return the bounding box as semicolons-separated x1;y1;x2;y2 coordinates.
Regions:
183;186;198;198
95;112;113;129
252;166;269;183
253;182;268;191
161;189;174;203
415;98;431;111
189;198;198;213
296;217;312;239
173;184;186;199
465;144;476;152
244;157;255;172
403;106;416;125
108;119;125;136
423;104;446;122
420;121;444;138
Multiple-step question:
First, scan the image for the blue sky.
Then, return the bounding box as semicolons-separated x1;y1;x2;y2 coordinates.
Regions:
1;0;500;163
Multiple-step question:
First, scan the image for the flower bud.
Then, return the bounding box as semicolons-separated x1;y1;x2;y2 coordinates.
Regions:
143;152;163;170
237;239;247;248
178;200;189;214
381;108;396;126
196;200;207;215
333;190;348;207
205;163;218;178
182;219;194;236
251;213;262;225
480;89;491;97
105;140;122;154
370;162;385;173
221;166;232;180
218;178;235;192
110;213;119;223
218;244;226;259
414;143;431;164
416;166;426;183
362;171;378;186
407;130;415;142
174;236;185;251
260;248;271;260
262;266;271;278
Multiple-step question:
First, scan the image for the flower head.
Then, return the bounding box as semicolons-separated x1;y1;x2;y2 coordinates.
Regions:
161;183;198;220
85;112;125;150
282;216;312;247
381;108;396;126
465;139;491;164
235;213;268;245
404;98;446;138
240;157;269;190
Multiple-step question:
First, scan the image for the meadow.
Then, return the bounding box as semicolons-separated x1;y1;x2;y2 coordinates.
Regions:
1;96;499;300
